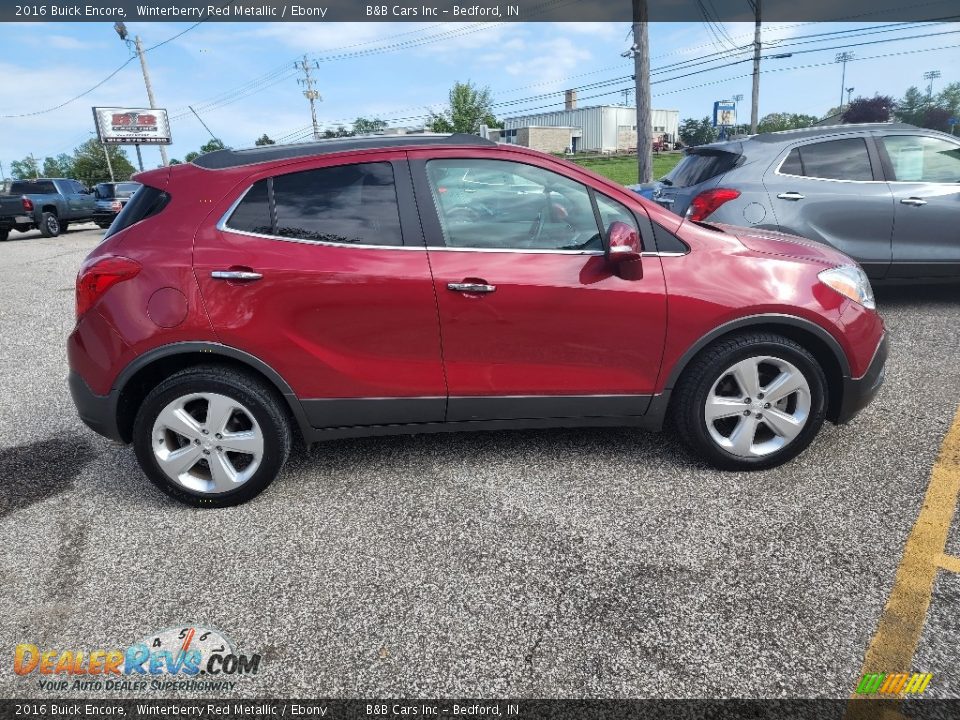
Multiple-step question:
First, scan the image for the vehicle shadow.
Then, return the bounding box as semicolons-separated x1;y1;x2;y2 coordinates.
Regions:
875;283;960;308
0;438;95;517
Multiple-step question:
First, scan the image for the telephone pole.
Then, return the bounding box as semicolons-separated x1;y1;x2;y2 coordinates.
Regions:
114;23;169;167
749;0;761;134
296;55;322;141
630;0;653;184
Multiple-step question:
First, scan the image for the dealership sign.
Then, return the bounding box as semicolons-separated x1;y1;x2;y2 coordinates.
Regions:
712;100;736;128
93;107;172;145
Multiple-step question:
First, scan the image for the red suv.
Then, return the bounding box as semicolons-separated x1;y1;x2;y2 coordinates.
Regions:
68;134;887;507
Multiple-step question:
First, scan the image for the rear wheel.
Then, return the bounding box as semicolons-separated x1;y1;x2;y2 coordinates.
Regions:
38;212;60;237
133;366;292;507
672;332;828;470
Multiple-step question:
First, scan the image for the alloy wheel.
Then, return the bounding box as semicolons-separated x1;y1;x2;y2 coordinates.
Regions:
151;392;264;494
703;355;811;458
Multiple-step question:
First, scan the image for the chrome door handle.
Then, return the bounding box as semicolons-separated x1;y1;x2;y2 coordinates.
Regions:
211;270;263;281
777;192;805;200
900;197;927;206
448;282;496;293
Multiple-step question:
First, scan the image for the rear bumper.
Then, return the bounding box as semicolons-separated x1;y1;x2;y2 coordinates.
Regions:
836;334;888;424
69;370;124;442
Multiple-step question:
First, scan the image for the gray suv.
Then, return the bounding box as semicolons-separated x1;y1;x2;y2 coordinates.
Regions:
653;123;960;281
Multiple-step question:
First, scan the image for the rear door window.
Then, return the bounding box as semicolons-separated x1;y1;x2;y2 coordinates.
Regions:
272;162;403;246
664;151;739;187
780;138;874;181
226;179;272;235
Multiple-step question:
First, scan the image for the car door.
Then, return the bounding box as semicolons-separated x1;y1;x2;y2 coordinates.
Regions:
877;133;960;278
408;150;668;423
193;154;447;428
764;135;894;279
60;180;89;219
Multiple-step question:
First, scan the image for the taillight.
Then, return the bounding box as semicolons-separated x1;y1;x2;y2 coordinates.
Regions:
75;256;141;319
22;197;33;212
112;201;122;211
687;188;740;222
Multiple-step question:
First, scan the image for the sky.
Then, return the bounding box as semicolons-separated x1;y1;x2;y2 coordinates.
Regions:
0;18;957;173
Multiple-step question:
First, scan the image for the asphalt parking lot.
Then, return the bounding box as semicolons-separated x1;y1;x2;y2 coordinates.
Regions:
1;223;959;699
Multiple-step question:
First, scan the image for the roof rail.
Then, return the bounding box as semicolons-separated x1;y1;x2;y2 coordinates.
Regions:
192;133;496;170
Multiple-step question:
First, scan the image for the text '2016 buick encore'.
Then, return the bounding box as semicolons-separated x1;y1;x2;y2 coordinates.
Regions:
68;134;888;506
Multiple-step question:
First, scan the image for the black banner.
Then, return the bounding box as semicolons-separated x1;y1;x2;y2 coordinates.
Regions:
2;700;960;720
2;0;958;23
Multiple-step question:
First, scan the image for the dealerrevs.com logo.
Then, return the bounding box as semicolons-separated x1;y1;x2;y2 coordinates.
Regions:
14;626;261;692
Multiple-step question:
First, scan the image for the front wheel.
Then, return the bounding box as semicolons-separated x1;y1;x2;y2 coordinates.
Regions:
672;332;828;470
133;366;292;507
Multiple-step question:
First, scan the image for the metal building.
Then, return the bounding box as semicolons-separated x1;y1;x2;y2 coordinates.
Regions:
500;91;679;154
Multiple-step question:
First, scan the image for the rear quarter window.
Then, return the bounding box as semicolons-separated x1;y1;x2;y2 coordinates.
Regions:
665;151;740;188
103;185;170;239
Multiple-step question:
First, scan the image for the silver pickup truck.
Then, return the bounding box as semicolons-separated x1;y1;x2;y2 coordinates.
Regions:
0;178;97;240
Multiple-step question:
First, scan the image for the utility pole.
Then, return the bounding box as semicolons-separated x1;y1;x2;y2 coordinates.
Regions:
630;0;653;184
133;35;169;167
296;55;322;141
836;52;855;110
115;24;168;167
749;0;761;134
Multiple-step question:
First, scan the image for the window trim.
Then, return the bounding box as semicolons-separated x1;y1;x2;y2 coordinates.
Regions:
217;160;417;250
773;135;885;184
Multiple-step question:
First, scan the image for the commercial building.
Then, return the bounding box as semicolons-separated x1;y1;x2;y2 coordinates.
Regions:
495;90;680;154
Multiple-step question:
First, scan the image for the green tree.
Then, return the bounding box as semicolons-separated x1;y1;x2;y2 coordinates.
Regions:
200;138;228;153
184;151;200;163
71;139;135;185
353;117;387;135
678;117;717;146
254;134;276;146
428;81;500;134
42;155;73;177
896;86;930;126
321;126;352;138
10;156;40;179
757;113;818;133
935;82;960;116
842;95;894;124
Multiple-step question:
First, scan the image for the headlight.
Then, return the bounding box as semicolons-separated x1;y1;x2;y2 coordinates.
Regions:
818;265;875;310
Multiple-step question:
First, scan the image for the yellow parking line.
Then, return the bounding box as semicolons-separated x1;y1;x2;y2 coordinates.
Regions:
936;553;960;574
846;401;960;716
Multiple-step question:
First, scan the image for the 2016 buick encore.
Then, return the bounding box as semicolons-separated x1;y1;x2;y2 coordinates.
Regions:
68;134;888;506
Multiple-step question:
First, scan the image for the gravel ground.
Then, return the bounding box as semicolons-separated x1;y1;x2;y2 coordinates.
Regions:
0;225;958;699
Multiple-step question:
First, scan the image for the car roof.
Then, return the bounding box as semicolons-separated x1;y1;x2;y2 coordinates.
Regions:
192;133;497;170
747;122;920;144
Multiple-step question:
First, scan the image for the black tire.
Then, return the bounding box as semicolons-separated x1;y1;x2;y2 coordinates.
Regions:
671;332;828;470
133;366;292;507
38;212;60;237
0;229;8;242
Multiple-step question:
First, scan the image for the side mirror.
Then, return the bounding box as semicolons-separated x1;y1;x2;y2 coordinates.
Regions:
605;221;641;264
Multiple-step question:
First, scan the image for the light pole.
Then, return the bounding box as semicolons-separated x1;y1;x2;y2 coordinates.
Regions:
923;70;941;98
114;22;169;167
733;93;744;136
836;52;855;111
